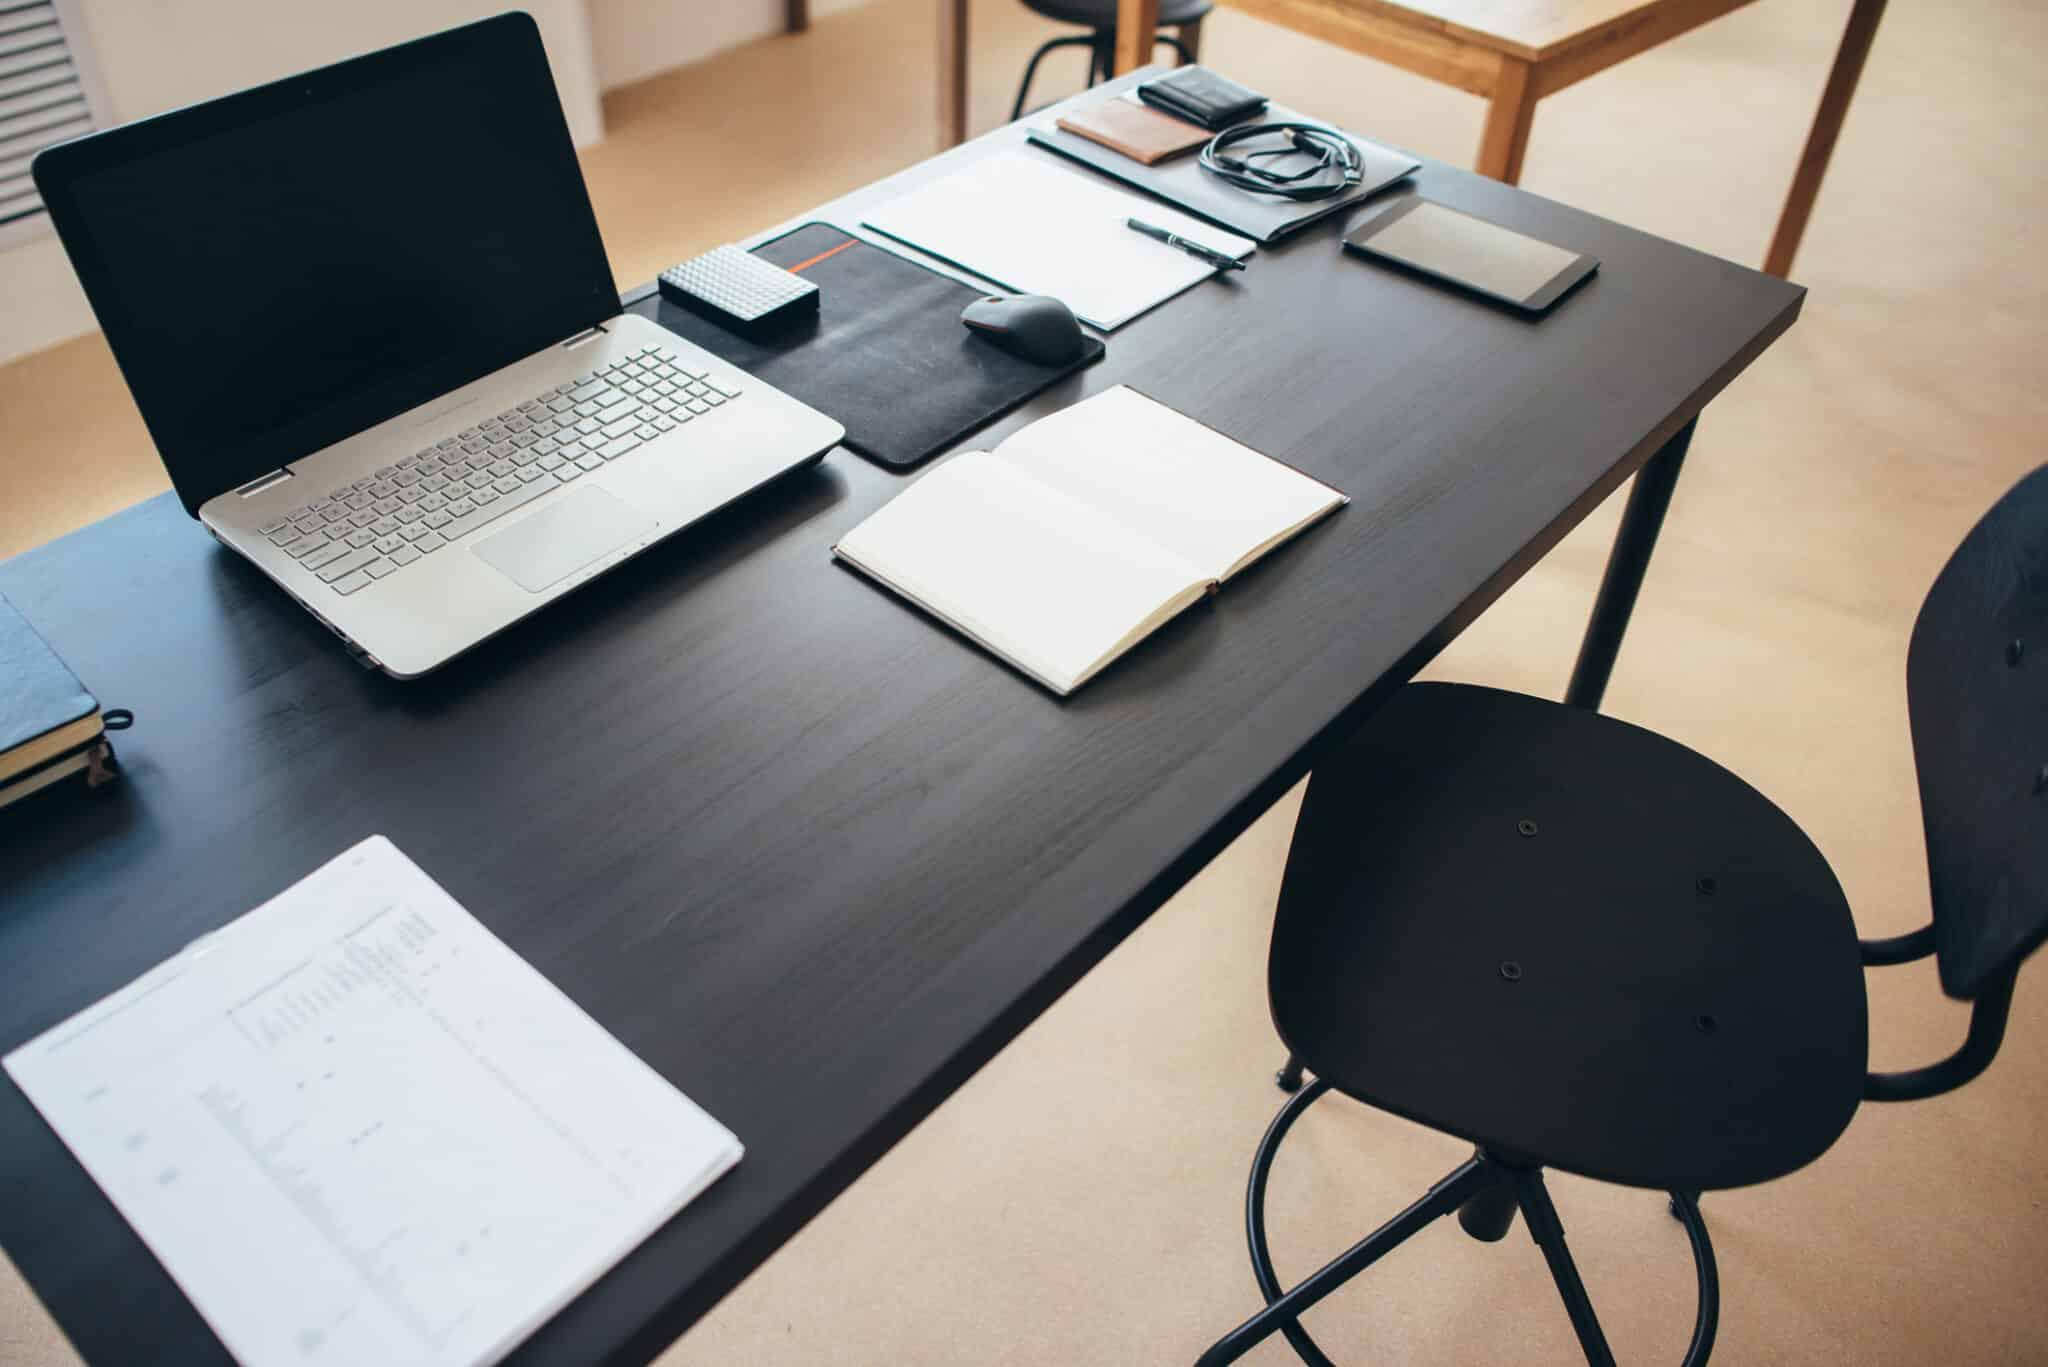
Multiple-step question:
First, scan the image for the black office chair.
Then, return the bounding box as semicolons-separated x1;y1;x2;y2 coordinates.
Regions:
1197;464;2048;1367
1011;0;1214;121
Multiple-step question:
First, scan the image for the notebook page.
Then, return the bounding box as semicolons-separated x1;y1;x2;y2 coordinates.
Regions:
835;453;1208;694
4;837;742;1367
994;386;1347;583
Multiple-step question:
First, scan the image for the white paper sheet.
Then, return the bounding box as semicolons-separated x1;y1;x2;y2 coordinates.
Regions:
994;385;1347;583
862;149;1254;329
4;836;742;1367
834;451;1209;693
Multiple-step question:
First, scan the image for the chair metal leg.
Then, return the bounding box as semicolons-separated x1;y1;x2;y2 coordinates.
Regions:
1200;1078;1492;1366
1083;25;1193;88
1275;1053;1306;1093
1671;1191;1720;1367
1243;1078;1340;1367
1209;1091;1717;1364
1513;1169;1618;1367
1011;34;1096;121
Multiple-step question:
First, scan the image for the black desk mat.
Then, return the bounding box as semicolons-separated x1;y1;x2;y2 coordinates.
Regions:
627;222;1105;471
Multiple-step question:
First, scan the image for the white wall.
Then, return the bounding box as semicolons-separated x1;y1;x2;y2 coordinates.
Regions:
584;0;865;92
0;0;603;365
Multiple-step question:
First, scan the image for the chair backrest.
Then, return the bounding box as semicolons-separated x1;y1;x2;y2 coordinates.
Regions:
1907;464;2048;999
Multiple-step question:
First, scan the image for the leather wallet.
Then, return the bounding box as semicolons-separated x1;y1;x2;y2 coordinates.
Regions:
1136;67;1268;131
1055;98;1211;164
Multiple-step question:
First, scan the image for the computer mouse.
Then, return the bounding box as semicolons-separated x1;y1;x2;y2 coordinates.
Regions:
960;294;1085;366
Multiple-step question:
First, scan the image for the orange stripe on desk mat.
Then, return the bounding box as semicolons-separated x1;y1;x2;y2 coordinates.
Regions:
784;237;860;274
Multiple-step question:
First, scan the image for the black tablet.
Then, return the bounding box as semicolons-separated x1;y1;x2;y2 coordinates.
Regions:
1343;197;1598;315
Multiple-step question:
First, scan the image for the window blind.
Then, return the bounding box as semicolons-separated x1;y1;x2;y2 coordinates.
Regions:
0;1;97;229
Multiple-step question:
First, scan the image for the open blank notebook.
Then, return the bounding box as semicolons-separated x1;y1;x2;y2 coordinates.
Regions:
4;837;742;1367
835;386;1347;695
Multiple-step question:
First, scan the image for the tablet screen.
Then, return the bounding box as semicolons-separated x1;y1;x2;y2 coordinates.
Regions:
1356;201;1581;304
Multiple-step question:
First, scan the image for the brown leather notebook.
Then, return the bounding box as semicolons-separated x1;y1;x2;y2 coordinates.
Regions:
1054;98;1209;165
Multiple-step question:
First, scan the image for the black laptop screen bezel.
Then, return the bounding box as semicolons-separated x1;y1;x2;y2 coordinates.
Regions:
32;12;618;517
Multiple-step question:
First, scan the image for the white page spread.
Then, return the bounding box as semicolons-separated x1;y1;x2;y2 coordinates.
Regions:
861;150;1254;330
835;453;1208;692
996;386;1347;581
3;837;742;1367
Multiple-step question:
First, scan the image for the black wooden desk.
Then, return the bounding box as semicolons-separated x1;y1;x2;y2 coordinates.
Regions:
0;74;1801;1365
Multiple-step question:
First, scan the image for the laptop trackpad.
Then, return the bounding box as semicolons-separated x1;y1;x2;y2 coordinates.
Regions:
473;487;656;593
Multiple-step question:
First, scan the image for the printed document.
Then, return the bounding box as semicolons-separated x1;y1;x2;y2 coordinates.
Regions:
863;150;1254;329
4;836;742;1366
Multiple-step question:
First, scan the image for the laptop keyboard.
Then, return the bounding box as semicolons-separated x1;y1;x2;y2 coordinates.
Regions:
257;345;742;596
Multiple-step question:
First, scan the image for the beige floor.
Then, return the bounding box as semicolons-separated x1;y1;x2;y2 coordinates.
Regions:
5;0;2046;1362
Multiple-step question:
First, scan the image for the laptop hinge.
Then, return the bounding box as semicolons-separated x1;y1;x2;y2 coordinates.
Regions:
563;323;608;350
234;468;294;498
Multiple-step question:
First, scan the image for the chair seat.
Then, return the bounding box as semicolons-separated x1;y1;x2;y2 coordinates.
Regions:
1020;0;1213;29
1271;683;1868;1192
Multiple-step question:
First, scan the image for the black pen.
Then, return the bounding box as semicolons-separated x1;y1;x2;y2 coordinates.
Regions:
1125;217;1245;272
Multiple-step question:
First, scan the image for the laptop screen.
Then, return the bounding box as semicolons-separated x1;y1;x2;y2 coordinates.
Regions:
36;15;617;515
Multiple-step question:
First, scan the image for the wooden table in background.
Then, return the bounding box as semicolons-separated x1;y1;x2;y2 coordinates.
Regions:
937;0;1886;279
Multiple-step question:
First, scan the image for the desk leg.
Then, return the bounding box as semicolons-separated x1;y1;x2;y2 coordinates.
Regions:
1564;418;1696;711
938;0;968;149
1474;57;1537;185
1113;0;1164;75
1763;0;1887;278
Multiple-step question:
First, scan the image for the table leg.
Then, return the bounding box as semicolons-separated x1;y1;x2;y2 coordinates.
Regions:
1113;0;1164;75
1474;56;1537;185
1763;0;1887;278
938;0;968;149
1564;417;1697;711
786;0;809;33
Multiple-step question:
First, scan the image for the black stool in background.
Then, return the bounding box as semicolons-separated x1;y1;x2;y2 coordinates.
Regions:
1011;0;1213;121
1198;464;2048;1366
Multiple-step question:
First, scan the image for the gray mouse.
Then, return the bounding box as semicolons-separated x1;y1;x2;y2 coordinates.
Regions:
960;294;1085;366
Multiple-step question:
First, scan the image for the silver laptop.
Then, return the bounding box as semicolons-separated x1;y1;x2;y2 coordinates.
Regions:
33;14;842;678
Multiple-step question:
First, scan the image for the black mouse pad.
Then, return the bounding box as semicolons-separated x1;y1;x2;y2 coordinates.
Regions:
626;222;1105;471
